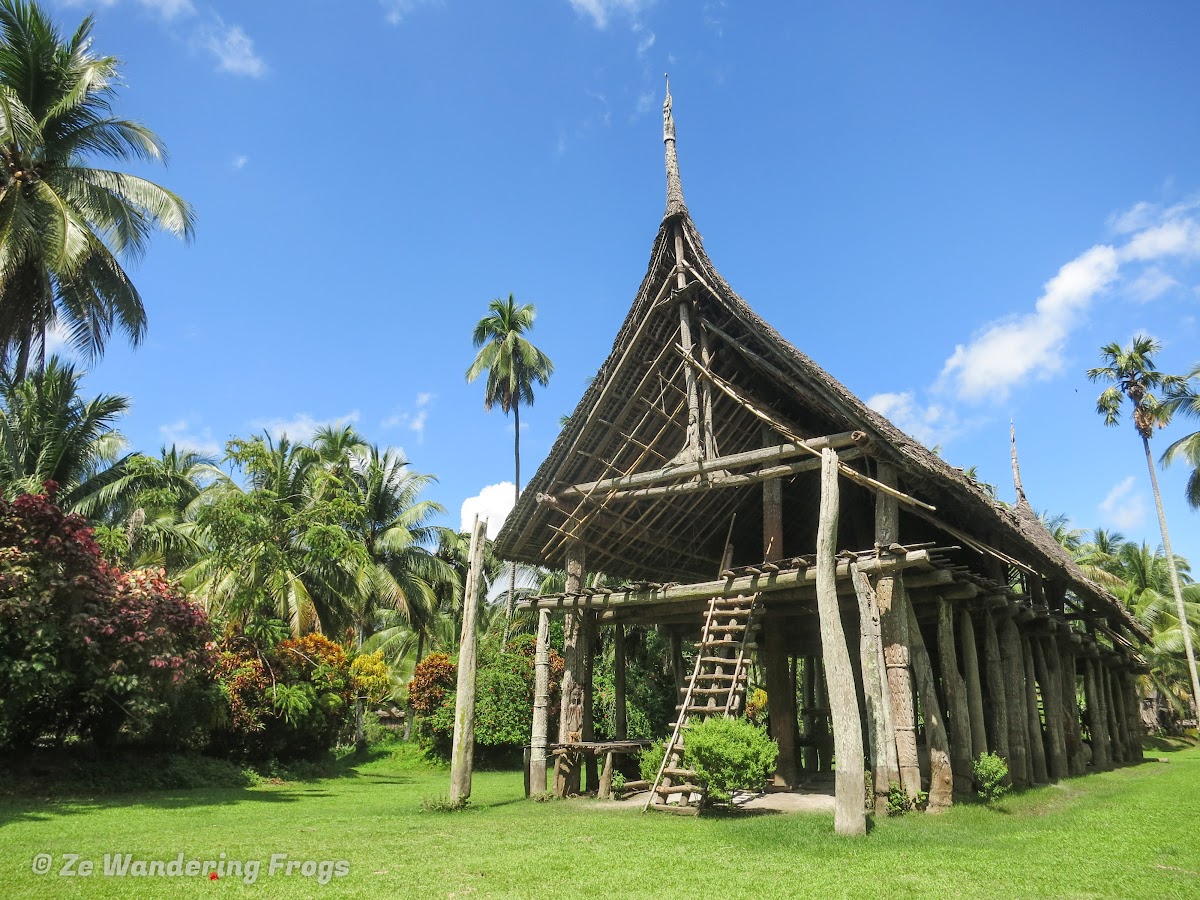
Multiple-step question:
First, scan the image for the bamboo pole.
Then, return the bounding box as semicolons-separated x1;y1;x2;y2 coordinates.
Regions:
851;563;899;815
959;608;989;759
937;599;974;795
907;595;954;812
815;449;866;835
449;516;488;804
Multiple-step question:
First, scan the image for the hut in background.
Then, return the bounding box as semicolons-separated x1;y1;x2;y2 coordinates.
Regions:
494;82;1147;831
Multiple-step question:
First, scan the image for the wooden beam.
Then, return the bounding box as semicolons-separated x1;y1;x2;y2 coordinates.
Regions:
519;550;937;612
551;431;864;499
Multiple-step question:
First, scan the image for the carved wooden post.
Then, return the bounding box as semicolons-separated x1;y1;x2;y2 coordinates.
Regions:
1031;637;1067;780
875;462;921;801
582;613;598;792
555;544;587;797
907;596;953;812
1020;633;1049;785
1123;674;1143;761
449;515;488;804
815;449;866;835
999;615;1030;787
762;441;798;786
983;612;1010;773
1083;657;1111;771
852;563;899;814
1059;642;1086;775
959;607;988;759
937;599;974;795
530;605;553;794
1106;666;1128;764
614;624;628;740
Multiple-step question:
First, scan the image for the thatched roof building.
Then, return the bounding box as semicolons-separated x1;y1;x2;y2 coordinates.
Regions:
497;82;1147;829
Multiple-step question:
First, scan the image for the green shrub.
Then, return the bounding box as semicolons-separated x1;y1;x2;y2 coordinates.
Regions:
682;717;777;804
886;782;929;815
420;794;469;813
639;742;666;783
973;752;1010;804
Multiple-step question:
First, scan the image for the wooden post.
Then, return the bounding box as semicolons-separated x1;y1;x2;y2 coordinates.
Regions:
582;614;598;792
762;439;798;786
983;612;1010;772
670;629;685;697
675;228;702;460
937;599;974;795
449;516;488;804
906;596;953;812
530;606;553;795
1106;667;1128;764
803;656;818;773
599;751;615;800
999;616;1030;787
1059;642;1086;776
1083;658;1111;771
875;463;921;802
959;608;989;759
1031;637;1067;780
555;544;587;797
852;564;899;815
1020;634;1049;785
815;449;866;835
614;624;628;740
1123;675;1143;761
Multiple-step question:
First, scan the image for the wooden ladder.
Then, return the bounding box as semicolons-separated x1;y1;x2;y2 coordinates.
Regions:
645;592;760;814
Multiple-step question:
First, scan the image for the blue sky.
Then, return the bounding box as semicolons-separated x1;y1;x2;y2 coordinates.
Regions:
49;0;1200;560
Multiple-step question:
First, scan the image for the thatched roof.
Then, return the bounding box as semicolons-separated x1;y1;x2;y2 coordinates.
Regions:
495;88;1146;646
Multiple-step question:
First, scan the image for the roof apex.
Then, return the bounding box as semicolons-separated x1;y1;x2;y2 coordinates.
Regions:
663;74;687;220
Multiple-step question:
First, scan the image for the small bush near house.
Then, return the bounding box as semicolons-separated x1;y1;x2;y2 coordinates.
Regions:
682;717;777;804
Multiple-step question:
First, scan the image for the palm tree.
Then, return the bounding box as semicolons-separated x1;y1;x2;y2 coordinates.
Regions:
0;0;194;379
465;293;553;640
1163;362;1200;509
1088;336;1199;719
0;355;131;512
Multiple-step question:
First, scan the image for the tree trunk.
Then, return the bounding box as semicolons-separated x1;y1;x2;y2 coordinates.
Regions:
907;597;953;812
449;515;488;803
354;625;367;753
815;449;866;835
614;624;628;740
1059;642;1086;775
875;463;921;802
501;404;521;648
555;544;587;797
1021;634;1049;785
999;616;1030;787
529;608;553;794
1031;637;1067;780
937;599;974;795
959;608;988;759
983;613;1010;775
1084;657;1111;771
1143;434;1200;721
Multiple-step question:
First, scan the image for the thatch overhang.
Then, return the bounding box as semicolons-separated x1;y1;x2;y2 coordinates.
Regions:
494;94;1146;649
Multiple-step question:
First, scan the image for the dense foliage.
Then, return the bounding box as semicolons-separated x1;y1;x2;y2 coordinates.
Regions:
0;489;214;751
682;716;778;804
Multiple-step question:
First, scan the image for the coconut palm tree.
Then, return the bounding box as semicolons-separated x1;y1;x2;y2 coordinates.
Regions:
1163;362;1200;509
1088;336;1199;719
465;293;554;640
0;0;193;379
0;354;131;512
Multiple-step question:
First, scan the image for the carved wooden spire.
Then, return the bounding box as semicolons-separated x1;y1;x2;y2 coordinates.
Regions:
1010;420;1031;509
663;74;687;219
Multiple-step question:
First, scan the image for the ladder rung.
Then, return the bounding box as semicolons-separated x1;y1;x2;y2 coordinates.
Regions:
656;782;703;795
649;803;701;816
699;655;749;665
690;686;740;695
663;767;696;778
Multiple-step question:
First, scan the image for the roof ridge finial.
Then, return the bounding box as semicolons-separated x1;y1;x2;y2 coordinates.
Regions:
663;73;687;219
1010;419;1030;509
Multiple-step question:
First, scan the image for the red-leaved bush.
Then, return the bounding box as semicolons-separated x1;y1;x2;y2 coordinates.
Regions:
0;489;216;751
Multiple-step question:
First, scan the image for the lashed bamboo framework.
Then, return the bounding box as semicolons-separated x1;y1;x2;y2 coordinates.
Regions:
502;80;1148;826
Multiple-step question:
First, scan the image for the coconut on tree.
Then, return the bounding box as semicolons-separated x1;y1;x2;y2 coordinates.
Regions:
1088;336;1200;720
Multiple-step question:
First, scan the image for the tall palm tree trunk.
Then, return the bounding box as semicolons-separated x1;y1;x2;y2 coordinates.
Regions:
501;403;520;648
1144;434;1200;721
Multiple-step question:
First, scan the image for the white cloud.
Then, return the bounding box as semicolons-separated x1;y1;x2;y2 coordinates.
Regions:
634;88;656;116
941;245;1119;402
159;418;222;457
866;391;960;448
1098;476;1146;531
231;154;248;171
568;0;650;29
253;410;361;443
461;482;516;539
137;0;195;19
1126;266;1177;303
381;0;439;25
633;24;655;56
382;393;436;444
201;23;266;77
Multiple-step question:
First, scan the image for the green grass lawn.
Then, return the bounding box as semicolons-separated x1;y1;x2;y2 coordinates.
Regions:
3;742;1199;899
